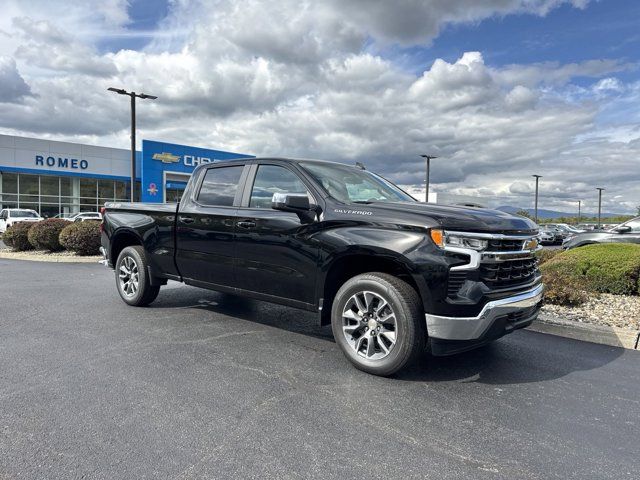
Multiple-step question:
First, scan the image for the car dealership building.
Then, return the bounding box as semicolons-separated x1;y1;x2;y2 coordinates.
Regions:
0;134;251;218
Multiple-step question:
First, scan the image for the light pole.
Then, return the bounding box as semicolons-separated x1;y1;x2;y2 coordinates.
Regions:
577;200;581;224
596;187;605;229
420;155;438;203
108;87;157;201
532;174;542;224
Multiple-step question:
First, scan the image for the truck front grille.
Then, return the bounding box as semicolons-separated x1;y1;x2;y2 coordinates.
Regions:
480;258;539;288
487;239;525;251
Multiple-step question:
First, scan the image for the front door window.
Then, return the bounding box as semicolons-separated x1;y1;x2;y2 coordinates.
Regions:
249;165;310;208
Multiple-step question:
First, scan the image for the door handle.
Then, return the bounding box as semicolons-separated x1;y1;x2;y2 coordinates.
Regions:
236;220;256;229
179;216;195;224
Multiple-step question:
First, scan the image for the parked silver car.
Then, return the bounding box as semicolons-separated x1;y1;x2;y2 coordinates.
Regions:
563;217;640;249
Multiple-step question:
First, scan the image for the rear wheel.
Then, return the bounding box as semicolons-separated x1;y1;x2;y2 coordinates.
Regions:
331;272;425;376
115;246;160;306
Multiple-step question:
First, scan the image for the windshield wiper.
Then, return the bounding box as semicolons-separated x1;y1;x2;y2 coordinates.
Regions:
352;200;374;204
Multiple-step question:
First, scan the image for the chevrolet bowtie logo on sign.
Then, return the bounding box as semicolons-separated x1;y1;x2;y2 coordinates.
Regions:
152;152;181;164
524;238;539;250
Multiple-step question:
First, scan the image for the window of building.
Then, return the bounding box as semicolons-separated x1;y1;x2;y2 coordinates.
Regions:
115;181;128;200
0;172;138;217
0;173;18;209
2;173;17;193
197;165;244;206
99;179;115;205
18;174;39;209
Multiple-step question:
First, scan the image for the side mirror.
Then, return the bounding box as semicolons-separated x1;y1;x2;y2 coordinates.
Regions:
271;193;311;212
614;225;632;233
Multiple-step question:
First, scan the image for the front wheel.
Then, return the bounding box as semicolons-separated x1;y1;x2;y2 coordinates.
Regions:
115;246;160;306
331;272;426;376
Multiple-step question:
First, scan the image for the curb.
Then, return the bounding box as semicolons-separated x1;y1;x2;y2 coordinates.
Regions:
0;252;101;263
528;313;640;350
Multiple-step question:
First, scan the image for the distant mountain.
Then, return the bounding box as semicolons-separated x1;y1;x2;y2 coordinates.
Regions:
496;206;625;220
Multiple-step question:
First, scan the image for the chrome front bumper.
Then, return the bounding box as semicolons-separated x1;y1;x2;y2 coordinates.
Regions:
425;284;544;341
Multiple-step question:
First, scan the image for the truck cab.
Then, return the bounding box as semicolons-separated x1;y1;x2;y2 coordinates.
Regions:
0;208;43;233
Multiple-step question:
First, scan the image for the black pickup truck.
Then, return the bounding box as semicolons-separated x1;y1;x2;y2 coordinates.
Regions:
101;158;543;375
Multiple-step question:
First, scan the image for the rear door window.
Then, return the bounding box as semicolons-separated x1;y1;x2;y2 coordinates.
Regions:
197;165;244;207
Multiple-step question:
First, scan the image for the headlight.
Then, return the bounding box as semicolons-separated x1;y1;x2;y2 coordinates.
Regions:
429;229;488;251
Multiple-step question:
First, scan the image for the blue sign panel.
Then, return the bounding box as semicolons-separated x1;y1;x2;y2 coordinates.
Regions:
141;139;253;202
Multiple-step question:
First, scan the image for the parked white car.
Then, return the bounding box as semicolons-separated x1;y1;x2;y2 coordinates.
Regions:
65;212;103;222
0;208;43;233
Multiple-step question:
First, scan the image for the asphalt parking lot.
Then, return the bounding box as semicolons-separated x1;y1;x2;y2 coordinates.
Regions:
1;259;639;479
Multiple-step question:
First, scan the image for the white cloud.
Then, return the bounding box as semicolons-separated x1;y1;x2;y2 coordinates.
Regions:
12;17;117;77
0;57;32;102
0;0;638;213
593;77;624;93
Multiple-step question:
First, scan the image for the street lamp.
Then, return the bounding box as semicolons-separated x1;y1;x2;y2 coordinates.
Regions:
108;87;158;201
577;200;581;224
532;175;542;224
420;155;438;203
596;187;605;229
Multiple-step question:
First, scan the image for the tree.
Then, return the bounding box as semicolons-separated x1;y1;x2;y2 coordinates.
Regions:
516;209;533;220
636;205;640;216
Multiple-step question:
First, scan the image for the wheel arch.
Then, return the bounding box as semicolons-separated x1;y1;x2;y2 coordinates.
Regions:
110;228;144;265
317;249;430;326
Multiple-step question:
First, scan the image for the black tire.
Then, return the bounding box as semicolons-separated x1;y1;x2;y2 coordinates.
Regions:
331;272;426;376
115;246;160;307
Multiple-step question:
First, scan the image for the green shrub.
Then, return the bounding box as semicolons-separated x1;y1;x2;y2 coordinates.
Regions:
541;244;640;296
535;248;561;265
3;222;36;251
59;221;101;255
27;218;69;252
541;270;590;306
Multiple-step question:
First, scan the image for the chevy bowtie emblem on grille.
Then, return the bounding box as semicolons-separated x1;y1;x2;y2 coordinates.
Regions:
524;238;538;250
152;152;180;164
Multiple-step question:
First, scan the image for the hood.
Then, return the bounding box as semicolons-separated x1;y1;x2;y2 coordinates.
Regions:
567;231;611;241
361;201;538;234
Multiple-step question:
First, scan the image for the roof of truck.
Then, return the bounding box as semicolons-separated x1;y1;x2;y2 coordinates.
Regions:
215;157;350;166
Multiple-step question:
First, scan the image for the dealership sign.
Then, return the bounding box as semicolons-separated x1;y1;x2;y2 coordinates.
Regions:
151;151;215;167
35;155;89;170
141;139;252;203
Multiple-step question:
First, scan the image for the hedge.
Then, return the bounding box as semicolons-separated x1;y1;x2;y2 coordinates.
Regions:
3;222;35;251
28;218;69;252
535;247;560;265
540;243;640;296
59;221;101;255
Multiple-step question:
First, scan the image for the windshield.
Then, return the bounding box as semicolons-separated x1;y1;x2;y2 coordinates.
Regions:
300;162;415;204
610;218;640;232
11;209;38;218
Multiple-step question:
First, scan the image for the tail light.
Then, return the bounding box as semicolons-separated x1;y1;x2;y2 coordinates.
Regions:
99;207;106;233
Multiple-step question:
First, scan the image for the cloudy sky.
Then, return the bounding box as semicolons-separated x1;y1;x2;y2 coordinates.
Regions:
0;0;639;213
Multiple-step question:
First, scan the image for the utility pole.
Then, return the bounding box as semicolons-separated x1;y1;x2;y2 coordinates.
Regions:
420;155;438;203
596;188;605;229
532;175;542;224
108;87;158;201
577;200;581;224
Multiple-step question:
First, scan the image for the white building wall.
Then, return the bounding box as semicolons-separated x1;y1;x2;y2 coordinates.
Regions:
0;134;130;178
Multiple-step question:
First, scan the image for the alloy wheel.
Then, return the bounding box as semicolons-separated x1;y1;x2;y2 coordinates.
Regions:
342;290;397;360
119;256;139;297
